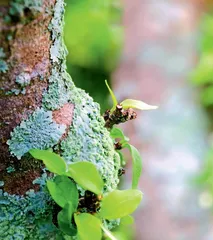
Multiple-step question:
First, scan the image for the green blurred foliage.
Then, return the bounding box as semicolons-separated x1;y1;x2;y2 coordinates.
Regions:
191;14;213;107
64;0;123;110
196;149;213;194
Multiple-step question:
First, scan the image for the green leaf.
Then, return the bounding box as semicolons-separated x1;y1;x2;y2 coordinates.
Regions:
110;127;129;142
74;213;102;240
120;215;134;226
105;80;118;112
120;99;158;110
47;176;78;209
124;144;142;189
101;225;118;240
58;202;77;236
67;162;103;195
100;189;142;220
29;149;67;175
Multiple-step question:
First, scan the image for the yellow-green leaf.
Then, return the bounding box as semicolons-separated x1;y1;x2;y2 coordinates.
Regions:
120;215;134;226
67;162;103;195
58;202;77;236
110;127;129;142
124;144;142;189
120;99;158;110
74;213;102;240
100;189;142;220
29;149;66;175
105;80;118;111
47;176;78;209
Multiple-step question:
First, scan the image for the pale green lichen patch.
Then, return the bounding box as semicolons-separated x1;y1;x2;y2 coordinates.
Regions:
7;108;66;159
16;72;31;87
61;87;121;192
42;68;73;110
45;0;121;191
0;189;59;240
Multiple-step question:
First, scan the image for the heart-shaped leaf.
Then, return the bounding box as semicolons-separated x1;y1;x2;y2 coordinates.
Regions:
124;144;142;189
67;162;103;195
100;189;142;220
58;202;77;236
29;149;66;175
47;176;78;209
110;127;129;142
74;213;102;240
105;80;118;112
120;99;158;110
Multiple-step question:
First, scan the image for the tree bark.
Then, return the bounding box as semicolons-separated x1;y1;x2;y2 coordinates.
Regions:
0;0;120;238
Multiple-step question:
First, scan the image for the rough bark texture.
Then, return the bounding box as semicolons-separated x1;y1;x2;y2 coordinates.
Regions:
0;0;120;238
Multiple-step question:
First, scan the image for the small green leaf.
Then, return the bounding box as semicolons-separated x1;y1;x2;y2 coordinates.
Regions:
74;213;102;240
47;176;78;209
58;202;77;236
120;215;134;226
120;99;158;110
101;225;118;240
105;80;118;112
124;144;142;189
100;189;142;220
110;127;129;142
67;162;103;195
29;149;66;175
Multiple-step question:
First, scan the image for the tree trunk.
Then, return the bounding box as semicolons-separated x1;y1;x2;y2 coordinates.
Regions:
0;0;120;238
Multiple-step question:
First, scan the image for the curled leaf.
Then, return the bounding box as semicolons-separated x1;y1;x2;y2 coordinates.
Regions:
120;99;158;110
124;144;142;189
110;127;129;142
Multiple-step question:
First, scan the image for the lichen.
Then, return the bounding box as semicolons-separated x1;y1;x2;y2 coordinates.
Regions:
6;166;15;173
9;0;43;18
0;188;59;240
0;48;6;58
16;72;31;87
0;48;8;73
0;59;8;73
7;108;66;159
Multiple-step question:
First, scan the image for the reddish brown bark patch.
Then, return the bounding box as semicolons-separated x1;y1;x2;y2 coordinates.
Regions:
3;170;41;195
53;103;74;128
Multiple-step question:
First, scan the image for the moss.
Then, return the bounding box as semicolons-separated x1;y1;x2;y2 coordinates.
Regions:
7;108;66;159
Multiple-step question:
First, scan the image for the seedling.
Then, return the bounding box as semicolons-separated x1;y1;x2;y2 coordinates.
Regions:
29;149;142;240
104;80;157;129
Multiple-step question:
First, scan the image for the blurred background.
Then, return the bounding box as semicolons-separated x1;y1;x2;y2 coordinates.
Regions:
64;1;213;239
